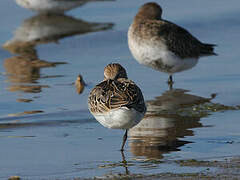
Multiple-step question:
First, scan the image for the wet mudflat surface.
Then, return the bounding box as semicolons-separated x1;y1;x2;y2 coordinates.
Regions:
0;0;240;179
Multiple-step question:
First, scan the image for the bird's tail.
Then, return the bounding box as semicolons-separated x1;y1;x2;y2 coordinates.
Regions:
200;43;217;56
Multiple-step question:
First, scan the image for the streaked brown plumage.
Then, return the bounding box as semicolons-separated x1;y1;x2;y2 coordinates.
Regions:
88;63;146;151
103;63;127;80
88;78;146;114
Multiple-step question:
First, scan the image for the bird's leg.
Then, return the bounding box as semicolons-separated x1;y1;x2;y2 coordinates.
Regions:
121;150;129;175
121;130;128;151
168;75;173;84
167;75;174;90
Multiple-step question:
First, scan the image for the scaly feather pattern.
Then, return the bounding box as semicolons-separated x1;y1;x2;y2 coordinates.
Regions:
88;78;146;114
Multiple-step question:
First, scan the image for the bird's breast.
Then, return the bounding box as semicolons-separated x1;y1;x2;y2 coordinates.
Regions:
128;26;198;74
92;107;144;129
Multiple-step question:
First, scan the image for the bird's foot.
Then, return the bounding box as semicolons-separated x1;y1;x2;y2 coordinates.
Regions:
167;75;174;90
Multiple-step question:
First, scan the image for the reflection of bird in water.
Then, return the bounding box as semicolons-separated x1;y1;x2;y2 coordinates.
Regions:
146;89;215;113
15;0;114;14
3;42;37;60
75;74;85;94
129;89;215;159
4;56;65;93
120;151;129;175
128;2;216;87
88;63;146;151
3;13;113;51
2;13;112;94
4;56;41;84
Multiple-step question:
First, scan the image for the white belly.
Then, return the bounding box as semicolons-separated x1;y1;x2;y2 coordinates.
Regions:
128;25;198;74
92;107;144;129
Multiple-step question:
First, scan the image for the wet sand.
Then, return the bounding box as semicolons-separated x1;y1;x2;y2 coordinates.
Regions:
0;0;240;179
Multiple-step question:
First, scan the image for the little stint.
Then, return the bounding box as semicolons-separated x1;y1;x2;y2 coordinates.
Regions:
88;63;146;151
128;2;216;86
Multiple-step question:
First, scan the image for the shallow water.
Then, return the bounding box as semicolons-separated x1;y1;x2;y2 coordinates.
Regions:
0;0;240;179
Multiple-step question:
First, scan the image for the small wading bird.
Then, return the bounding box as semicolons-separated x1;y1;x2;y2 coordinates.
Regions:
75;74;85;94
88;63;146;151
128;2;217;87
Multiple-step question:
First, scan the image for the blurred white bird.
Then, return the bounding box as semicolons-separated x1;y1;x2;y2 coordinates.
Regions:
15;0;114;14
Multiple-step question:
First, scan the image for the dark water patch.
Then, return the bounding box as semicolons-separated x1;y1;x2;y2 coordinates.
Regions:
8;110;44;117
0;135;36;138
16;98;33;103
0;109;91;124
0;118;95;130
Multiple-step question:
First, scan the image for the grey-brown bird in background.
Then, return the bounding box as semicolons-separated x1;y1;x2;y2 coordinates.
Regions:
128;2;216;87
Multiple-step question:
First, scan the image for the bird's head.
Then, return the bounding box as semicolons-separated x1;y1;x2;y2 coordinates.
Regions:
136;2;163;20
104;63;128;80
